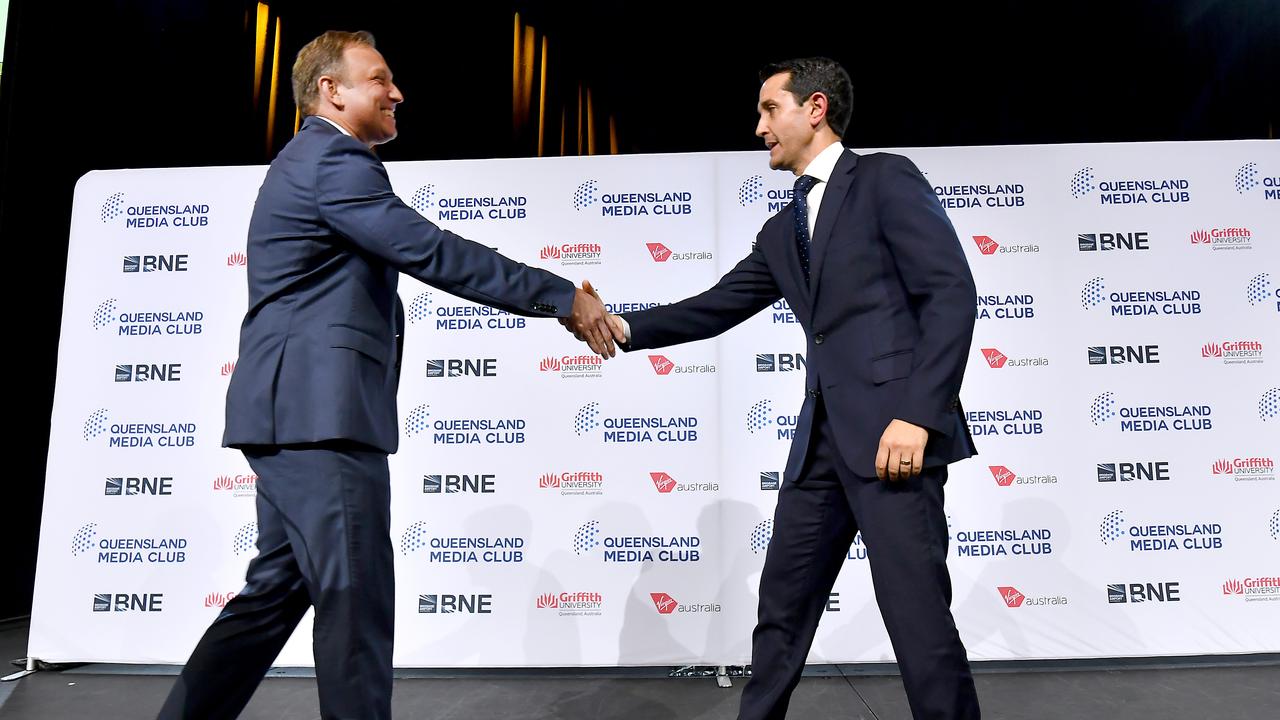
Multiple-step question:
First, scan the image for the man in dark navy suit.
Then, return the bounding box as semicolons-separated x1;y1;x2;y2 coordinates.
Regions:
158;31;618;720
604;58;982;719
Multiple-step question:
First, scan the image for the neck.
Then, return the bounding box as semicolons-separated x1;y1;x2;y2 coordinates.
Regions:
793;132;841;175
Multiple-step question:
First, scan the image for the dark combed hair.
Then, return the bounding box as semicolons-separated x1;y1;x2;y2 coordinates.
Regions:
759;58;853;136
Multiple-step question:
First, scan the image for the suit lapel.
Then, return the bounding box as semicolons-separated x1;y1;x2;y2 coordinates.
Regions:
807;150;859;305
775;204;812;319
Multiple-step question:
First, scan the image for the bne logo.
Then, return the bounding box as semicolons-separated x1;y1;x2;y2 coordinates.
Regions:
756;353;805;372
998;586;1025;608
418;594;493;614
423;474;496;494
1096;462;1171;482
93;593;163;613
227;252;247;267
650;592;679;615
1088;345;1159;365
123;255;188;272
104;476;173;496
425;358;497;378
115;363;182;382
1077;232;1149;252
1107;582;1180;603
760;471;780;490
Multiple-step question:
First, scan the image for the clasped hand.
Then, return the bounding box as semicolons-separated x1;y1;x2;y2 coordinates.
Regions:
560;279;626;358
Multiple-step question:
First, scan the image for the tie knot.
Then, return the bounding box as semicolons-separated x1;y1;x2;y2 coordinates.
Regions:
794;174;818;195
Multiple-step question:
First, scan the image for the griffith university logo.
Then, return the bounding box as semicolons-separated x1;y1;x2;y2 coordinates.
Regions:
213;473;258;496
1221;575;1280;602
1211;457;1275;482
1201;339;1264;365
227;252;247;267
538;470;605;495
539;241;602;265
988;465;1058;487
204;591;237;608
536;591;604;615
540;353;605;378
750;519;773;554
1071;167;1191;204
1246;273;1277;312
970;235;1039;256
1189;227;1253;251
1081;276;1203;317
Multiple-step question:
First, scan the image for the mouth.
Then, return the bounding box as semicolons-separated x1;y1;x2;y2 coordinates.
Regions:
381;108;396;119
765;140;778;151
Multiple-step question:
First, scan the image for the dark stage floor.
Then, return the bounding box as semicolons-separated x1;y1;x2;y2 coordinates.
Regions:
2;619;1276;719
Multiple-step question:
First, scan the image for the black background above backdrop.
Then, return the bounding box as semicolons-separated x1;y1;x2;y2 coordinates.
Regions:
0;0;1274;622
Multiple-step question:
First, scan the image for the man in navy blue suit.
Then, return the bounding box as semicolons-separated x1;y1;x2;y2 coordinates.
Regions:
603;58;982;719
158;31;618;719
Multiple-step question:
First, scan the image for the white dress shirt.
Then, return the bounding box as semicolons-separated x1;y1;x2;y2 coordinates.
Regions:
616;141;847;342
315;115;353;136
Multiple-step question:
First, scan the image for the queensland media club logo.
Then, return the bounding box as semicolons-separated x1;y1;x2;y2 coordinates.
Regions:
964;406;1045;439
538;471;605;496
410;182;528;222
1246;273;1278;312
954;522;1054;558
539;241;602;265
406;290;526;332
92;298;204;337
748;399;799;441
997;585;1067;609
737;174;796;212
72;521;189;564
1212;457;1276;482
1201;339;1264;365
988;465;1058;487
1089;390;1213;433
980;347;1048;369
1233;161;1278;200
1080;277;1202;317
399;520;525;563
650;471;718;494
971;235;1039;256
1077;231;1150;252
572;178;693;218
82;408;198;448
1107;582;1181;604
573;401;700;443
122;254;188;273
418;593;493;614
1189;227;1254;251
1099;509;1223;552
535;591;604;616
1260;387;1280;422
99;192;210;228
233;521;258;556
975;293;1035;320
750;519;772;554
648;354;715;376
933;181;1027;210
572;520;701;563
1070;167;1191;205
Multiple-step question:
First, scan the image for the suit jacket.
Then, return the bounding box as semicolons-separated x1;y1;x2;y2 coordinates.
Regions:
621;149;977;478
224;116;576;453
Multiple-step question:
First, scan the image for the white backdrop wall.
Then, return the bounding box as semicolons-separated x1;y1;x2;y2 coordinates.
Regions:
31;140;1279;666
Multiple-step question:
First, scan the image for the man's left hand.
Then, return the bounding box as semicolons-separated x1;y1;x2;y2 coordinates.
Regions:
876;419;928;481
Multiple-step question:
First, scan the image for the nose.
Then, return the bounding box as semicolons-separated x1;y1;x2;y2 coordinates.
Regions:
755;114;768;139
389;82;405;104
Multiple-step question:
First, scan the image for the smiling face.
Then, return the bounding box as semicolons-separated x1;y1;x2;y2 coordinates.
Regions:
755;72;826;174
326;44;403;146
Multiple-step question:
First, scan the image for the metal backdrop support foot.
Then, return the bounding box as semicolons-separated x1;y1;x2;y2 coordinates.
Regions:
715;664;732;688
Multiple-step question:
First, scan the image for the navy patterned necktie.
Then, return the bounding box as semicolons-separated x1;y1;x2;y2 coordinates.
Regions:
793;174;819;283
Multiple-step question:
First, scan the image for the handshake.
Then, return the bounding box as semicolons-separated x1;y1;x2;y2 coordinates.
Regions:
560;280;627;358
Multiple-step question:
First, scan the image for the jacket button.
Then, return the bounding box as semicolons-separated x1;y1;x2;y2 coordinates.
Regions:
814;333;825;345
807;389;820;398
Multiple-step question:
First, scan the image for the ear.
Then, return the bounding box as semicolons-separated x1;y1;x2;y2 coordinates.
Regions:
318;75;344;111
807;91;829;130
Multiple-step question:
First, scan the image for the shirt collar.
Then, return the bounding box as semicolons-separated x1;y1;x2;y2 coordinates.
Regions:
313;115;353;137
798;140;846;183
